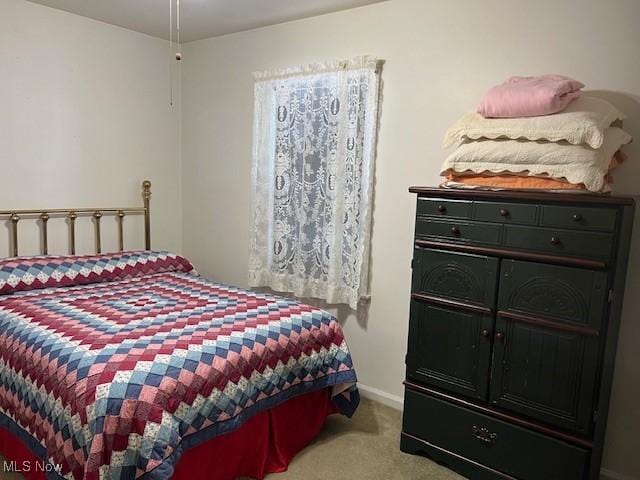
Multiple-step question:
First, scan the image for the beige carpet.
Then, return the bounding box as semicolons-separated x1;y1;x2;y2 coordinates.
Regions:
0;454;21;480
1;398;464;480
261;397;464;480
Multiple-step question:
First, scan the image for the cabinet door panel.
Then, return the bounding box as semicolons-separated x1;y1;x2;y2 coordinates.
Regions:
412;247;499;307
407;300;494;401
489;315;599;434
499;259;607;330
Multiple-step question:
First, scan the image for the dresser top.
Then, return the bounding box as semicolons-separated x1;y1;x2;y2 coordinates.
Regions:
409;187;636;206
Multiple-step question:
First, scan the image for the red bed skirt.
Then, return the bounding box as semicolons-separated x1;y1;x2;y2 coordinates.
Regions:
0;388;336;480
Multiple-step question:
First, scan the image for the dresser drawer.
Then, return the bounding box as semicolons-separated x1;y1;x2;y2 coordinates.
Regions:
473;201;538;225
403;388;589;480
416;218;503;245
504;225;614;259
417;197;472;219
412;248;498;307
540;205;617;232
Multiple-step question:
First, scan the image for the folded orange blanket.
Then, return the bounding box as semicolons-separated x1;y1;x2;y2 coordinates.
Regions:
443;151;625;192
444;174;588;190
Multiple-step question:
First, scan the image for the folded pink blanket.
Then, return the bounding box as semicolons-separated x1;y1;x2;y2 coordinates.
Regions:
478;75;584;118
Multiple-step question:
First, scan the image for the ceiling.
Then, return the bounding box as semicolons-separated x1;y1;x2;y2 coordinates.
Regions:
26;0;387;43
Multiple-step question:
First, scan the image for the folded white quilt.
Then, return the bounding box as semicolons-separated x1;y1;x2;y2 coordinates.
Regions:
443;96;626;149
440;127;632;192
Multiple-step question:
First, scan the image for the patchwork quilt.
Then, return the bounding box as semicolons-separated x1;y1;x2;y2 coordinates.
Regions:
0;251;359;480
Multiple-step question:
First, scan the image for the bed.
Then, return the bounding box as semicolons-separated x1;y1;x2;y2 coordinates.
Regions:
0;181;359;480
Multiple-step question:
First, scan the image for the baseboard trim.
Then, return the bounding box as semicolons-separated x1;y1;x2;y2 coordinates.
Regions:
600;468;638;480
357;383;404;411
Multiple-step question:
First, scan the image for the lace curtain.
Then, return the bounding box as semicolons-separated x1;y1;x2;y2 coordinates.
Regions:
249;57;382;309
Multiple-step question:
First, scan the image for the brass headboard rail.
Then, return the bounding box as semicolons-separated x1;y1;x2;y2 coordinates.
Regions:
0;180;151;257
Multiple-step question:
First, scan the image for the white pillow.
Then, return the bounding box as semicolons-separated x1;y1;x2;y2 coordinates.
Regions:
443;96;626;149
440;127;632;192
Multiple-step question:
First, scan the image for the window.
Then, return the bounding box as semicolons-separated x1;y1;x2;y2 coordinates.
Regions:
249;57;382;309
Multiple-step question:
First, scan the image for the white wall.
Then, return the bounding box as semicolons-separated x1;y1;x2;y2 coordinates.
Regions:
181;0;640;477
2;0;639;477
0;0;181;255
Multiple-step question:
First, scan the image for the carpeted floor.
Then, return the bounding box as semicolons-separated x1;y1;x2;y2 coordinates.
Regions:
262;397;464;480
1;398;463;480
0;454;21;480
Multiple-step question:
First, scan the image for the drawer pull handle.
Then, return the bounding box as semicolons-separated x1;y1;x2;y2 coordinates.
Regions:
472;426;497;444
573;213;583;221
550;236;561;245
481;329;491;338
450;226;460;236
437;204;447;213
495;332;505;342
499;208;509;217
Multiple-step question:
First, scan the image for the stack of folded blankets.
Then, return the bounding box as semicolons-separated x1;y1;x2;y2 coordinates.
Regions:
441;75;632;193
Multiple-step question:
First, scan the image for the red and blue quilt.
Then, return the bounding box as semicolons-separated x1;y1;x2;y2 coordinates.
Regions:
0;251;359;479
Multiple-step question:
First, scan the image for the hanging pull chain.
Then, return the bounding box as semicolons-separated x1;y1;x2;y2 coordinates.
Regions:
175;0;182;61
169;0;182;106
169;0;173;106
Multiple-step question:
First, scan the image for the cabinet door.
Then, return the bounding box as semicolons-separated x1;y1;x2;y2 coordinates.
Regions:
490;260;606;434
407;300;494;401
489;316;600;434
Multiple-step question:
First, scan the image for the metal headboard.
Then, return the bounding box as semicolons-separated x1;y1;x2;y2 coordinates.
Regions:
0;180;151;257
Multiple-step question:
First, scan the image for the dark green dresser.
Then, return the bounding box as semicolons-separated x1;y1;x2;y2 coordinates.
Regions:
401;187;635;480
